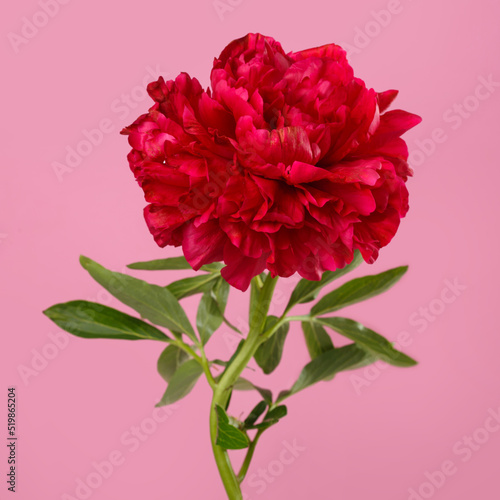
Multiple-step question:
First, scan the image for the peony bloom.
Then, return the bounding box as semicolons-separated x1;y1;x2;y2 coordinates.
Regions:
122;33;421;291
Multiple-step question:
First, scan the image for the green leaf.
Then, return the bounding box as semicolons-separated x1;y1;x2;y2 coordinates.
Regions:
285;251;363;312
311;266;408;316
200;262;225;273
43;301;170;342
250;405;288;430
127;257;223;273
197;291;224;345
249;277;262;331
127;256;192;270
266;405;287;421
277;344;370;402
156;360;203;406
244;401;268;427
302;321;334;359
213;276;230;315
157;345;189;382
254;316;290;374
167;274;219;300
215;405;249;450
249;273;274;331
301;321;336;380
233;378;273;404
315;317;417;367
79;256;196;342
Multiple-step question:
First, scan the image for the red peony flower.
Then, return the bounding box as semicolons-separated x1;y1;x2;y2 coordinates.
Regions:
122;33;421;291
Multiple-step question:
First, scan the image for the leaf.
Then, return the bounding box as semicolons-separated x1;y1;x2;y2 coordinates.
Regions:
80;256;196;342
301;321;336;380
254;316;290;374
215;405;249;450
213;276;230;315
127;257;223;273
233;378;273;404
301;321;334;359
249;277;262;330
200;262;225;273
302;321;335;380
244;401;268;427
157;345;189;383
285;251;363;312
127;256;192;270
250;405;288;430
43;301;170;342
277;344;370;402
156;360;203;406
197;291;224;345
315;317;417;367
249;273;273;331
266;405;287;421
311;266;408;316
167;274;219;300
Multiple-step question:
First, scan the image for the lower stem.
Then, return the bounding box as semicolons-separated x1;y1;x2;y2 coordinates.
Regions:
237;429;264;483
209;274;278;500
209;391;242;500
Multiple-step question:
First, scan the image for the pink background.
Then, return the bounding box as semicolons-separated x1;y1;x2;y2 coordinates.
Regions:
2;0;500;499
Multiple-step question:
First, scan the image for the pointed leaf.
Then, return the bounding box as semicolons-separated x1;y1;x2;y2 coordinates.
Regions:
43;301;170;342
311;266;408;316
285;251;363;312
167;274;219;300
249;273;273;331
197;291;224;345
233;378;273;404
127;256;192;270
302;321;334;359
156;360;203;406
79;256;196;342
127;257;223;273
266;405;287;421
157;345;189;383
250;405;288;430
254;316;290;374
316;317;417;367
277;344;370;402
244;401;268;427
200;262;225;273
215;405;249;450
213;276;230;315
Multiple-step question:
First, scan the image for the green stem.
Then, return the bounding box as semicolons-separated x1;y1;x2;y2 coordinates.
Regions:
260;314;312;341
237;429;264;483
200;349;216;390
209;274;278;500
172;339;202;363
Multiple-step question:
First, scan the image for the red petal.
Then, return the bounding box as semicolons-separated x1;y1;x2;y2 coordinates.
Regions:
182;220;226;270
221;242;268;291
377;89;399;113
